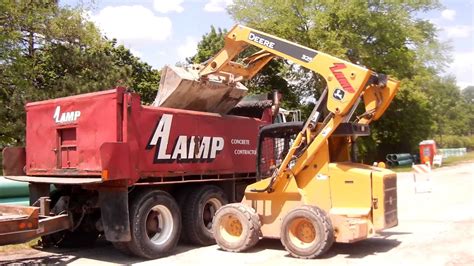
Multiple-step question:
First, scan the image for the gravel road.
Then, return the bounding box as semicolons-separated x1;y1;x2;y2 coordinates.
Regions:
1;162;473;265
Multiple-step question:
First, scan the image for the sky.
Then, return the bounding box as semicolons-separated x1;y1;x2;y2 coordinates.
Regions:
60;0;473;89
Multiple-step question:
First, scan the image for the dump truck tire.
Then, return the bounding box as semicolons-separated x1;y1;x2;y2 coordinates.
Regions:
280;205;334;259
127;190;181;259
182;185;228;245
212;203;260;252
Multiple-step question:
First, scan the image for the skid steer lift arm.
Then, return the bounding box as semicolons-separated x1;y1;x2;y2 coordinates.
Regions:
198;25;400;192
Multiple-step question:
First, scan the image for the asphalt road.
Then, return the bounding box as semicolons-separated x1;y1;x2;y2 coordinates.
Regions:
1;162;473;265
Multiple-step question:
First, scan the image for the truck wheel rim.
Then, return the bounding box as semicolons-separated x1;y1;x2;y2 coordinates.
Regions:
288;217;316;248
203;198;222;230
220;214;243;242
146;205;174;245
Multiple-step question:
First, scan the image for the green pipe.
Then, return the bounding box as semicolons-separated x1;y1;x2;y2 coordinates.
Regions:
0;177;56;200
0;197;29;206
0;177;29;198
393;153;412;161
395;159;413;166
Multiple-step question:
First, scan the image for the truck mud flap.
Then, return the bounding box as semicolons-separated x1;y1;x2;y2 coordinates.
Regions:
2;147;26;176
99;187;131;242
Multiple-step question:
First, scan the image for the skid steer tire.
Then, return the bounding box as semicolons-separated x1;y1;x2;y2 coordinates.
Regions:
280;205;334;259
182;185;228;246
127;190;181;259
212;203;260;252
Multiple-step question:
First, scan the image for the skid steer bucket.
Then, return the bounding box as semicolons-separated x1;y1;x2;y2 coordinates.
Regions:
152;65;248;114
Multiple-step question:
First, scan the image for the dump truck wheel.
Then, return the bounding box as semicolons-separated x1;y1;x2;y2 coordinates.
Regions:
212;203;260;252
127;190;181;259
182;185;228;246
280;205;334;259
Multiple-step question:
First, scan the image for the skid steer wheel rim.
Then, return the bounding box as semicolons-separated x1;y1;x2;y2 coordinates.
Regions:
203;198;222;230
220;214;243;243
146;205;174;245
288;217;317;249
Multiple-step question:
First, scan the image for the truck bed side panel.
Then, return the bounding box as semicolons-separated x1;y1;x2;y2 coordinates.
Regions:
128;96;266;179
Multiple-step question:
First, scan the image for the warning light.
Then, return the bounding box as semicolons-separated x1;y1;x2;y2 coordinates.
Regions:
102;169;109;181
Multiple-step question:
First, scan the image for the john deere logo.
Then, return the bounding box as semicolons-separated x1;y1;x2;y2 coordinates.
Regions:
333;88;345;101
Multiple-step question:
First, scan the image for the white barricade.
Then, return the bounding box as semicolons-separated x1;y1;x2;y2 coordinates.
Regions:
413;163;432;193
433;154;443;167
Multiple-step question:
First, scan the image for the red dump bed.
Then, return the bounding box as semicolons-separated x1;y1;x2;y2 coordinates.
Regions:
24;88;270;184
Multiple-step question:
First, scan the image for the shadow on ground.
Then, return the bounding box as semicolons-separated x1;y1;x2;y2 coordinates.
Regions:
0;239;198;265
0;231;408;264
326;237;402;259
0;252;79;265
221;231;405;259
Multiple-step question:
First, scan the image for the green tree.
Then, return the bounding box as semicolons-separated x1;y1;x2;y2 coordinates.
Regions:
373;78;432;154
106;41;161;103
228;0;449;159
462;86;474;102
1;0;108;145
190;26;300;110
189;26;227;64
0;1;160;146
462;86;474;135
229;0;446;78
424;76;470;138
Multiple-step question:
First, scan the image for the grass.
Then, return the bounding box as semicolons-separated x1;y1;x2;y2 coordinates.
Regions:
389;151;474;173
391;165;413;173
0;238;39;253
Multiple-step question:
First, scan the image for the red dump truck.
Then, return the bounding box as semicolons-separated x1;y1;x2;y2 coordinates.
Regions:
0;87;276;258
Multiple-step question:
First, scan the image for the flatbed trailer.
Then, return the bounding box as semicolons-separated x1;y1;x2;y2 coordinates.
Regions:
0;198;70;245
